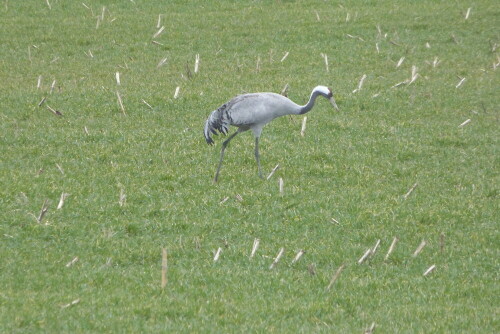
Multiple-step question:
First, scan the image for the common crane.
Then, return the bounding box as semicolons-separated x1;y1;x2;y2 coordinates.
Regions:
204;85;339;182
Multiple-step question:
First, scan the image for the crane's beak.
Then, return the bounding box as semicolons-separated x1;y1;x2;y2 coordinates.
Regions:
329;96;339;111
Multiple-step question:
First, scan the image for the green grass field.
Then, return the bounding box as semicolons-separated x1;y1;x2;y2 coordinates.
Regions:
1;0;498;332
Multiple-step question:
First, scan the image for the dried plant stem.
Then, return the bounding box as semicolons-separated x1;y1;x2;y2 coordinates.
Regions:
280;83;289;97
250;238;260;258
269;248;285;269
391;80;409;88
156;14;162;28
433;57;440;67
409;65;419;84
308;264;316;276
440;233;445;253
141;99;153;110
300;116;307;137
57;192;69;210
161;248;168;289
280;51;289;62
50;79;56;94
412;240;426;257
353;74;367;93
371;239;381;256
119;187;126;207
346;33;365;42
403;183;418;199
37;199;50;223
157;57;168;68
423;264;436;276
459;119;471;127
61;299;80;309
65;257;78;267
396;56;405;68
465;7;471;20
153;26;165;39
364;322;376;334
38;97;46;107
327;264;345;290
384;237;398;261
194;54;200;73
116;91;126;115
320;53;329;72
213;247;222;262
267;164;280;180
291;250;305;265
46;104;62;116
358;248;372;264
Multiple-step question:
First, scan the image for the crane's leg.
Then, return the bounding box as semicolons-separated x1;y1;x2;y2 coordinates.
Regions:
255;137;263;178
214;131;239;183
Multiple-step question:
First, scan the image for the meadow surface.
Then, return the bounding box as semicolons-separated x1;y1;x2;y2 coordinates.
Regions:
0;0;498;332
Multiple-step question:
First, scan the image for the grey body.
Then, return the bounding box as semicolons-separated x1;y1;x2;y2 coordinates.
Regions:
204;86;338;182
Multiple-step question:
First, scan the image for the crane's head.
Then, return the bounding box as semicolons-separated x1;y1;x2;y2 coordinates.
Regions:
314;85;339;111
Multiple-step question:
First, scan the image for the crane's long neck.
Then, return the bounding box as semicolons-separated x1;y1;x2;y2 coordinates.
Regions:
298;90;321;115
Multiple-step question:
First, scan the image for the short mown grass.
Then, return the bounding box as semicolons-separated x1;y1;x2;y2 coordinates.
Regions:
1;0;498;332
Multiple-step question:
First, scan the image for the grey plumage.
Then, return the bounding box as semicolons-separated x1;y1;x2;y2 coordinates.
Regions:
204;86;339;182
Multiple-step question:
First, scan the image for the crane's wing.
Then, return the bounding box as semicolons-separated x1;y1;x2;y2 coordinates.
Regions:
203;102;232;145
203;95;250;145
